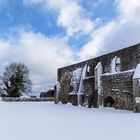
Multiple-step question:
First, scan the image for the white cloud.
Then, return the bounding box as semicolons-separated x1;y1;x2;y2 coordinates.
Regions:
78;21;117;60
0;29;74;94
23;0;140;62
56;1;97;37
115;0;140;22
78;0;140;60
2;0;140;94
0;40;10;59
23;0;100;37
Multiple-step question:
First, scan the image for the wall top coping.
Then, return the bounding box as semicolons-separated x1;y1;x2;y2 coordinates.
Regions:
101;69;135;76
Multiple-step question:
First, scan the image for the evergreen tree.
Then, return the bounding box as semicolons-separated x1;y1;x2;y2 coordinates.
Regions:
0;63;32;97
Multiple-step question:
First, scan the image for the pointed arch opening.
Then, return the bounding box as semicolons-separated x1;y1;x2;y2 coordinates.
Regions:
111;56;121;73
104;96;115;107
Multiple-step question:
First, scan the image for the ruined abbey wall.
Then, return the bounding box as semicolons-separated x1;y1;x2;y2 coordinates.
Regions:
56;43;140;112
102;71;134;110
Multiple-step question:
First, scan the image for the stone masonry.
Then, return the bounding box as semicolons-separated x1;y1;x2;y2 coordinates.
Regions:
55;43;140;112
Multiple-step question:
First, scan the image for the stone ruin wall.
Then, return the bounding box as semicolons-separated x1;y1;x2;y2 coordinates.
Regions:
58;43;140;79
57;43;140;110
102;71;134;110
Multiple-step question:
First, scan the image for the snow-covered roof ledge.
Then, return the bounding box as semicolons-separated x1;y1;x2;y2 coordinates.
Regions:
133;63;140;79
102;69;135;76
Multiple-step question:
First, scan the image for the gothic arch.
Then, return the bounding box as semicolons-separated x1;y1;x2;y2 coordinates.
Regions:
111;56;121;72
86;65;90;76
104;96;115;107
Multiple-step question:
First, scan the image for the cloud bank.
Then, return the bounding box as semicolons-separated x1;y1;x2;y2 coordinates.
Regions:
0;29;73;94
78;0;140;60
23;0;100;37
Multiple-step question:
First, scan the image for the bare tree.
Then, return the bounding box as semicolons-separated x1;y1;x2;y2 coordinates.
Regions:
0;63;32;97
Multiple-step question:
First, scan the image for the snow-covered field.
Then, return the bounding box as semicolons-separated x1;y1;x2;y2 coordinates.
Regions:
0;102;139;140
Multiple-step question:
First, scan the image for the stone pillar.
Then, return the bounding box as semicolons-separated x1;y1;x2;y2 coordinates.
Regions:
94;62;102;107
133;79;140;112
54;85;58;104
54;82;60;104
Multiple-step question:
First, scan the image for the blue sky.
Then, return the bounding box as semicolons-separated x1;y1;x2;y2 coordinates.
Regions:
0;0;140;94
0;0;117;48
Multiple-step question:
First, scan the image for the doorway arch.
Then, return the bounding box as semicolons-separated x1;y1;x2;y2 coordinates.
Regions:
104;96;115;107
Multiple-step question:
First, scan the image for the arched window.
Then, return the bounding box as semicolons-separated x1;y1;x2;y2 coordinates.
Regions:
111;56;121;72
104;96;115;107
86;66;90;76
115;57;121;72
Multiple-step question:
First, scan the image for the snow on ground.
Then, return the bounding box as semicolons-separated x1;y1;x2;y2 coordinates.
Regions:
0;102;139;140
